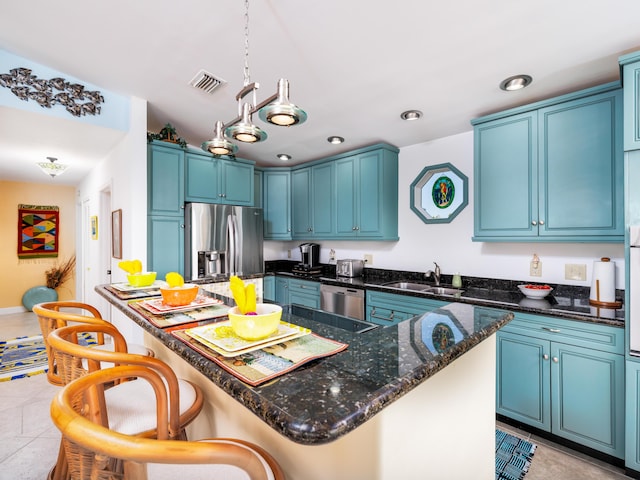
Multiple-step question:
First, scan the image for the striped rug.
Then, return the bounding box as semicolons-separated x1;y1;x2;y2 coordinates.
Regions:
0;333;96;382
496;429;537;480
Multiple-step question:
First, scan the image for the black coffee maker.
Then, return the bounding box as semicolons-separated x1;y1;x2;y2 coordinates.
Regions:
292;243;321;276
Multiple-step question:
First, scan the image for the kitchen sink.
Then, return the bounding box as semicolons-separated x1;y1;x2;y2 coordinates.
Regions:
381;281;463;296
381;281;432;291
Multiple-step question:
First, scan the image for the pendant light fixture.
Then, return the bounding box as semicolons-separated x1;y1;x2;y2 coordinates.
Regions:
37;156;68;178
202;0;307;156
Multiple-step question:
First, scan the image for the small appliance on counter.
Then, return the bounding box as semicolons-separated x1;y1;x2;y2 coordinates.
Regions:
336;259;364;278
292;243;322;277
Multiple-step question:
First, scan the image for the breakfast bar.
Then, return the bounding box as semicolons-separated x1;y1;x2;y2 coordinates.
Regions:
97;284;514;480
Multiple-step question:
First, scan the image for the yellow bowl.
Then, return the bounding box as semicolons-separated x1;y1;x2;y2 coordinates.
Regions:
160;284;199;307
127;272;157;287
228;304;283;341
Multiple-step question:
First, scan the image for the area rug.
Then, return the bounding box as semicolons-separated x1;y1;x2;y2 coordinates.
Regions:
0;333;96;382
496;429;537;480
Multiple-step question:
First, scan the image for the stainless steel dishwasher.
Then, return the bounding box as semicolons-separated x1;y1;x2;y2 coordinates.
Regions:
320;284;365;321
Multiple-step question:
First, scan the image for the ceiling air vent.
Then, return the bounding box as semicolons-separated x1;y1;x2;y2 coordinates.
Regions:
189;69;226;94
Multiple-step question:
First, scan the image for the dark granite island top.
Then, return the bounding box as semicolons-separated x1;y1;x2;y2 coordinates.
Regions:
97;284;513;480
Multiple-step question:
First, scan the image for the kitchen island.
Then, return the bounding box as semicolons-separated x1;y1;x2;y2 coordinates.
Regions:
97;285;513;480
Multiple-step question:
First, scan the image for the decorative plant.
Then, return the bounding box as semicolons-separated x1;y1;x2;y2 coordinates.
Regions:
45;255;76;289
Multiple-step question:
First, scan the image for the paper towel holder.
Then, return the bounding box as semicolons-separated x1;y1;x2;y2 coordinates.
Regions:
589;257;622;309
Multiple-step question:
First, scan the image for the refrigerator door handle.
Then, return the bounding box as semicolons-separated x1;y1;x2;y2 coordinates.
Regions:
227;214;237;275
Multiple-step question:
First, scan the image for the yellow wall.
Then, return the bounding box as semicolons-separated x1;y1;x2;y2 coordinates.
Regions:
0;181;76;308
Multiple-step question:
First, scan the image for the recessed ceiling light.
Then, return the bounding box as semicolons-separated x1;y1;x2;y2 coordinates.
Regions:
327;136;344;145
499;74;533;91
276;153;291;161
400;110;423;121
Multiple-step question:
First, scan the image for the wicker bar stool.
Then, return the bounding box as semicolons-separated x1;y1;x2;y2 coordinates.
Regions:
51;365;284;480
33;301;154;387
46;323;203;480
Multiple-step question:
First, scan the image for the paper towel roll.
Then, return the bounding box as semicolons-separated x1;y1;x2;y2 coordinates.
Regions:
589;257;618;307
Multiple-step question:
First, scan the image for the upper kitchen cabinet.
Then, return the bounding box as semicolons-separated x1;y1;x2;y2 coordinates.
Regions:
620;51;640;151
148;141;184;216
472;83;623;242
291;162;335;238
334;144;399;240
263;169;292;240
185;151;254;206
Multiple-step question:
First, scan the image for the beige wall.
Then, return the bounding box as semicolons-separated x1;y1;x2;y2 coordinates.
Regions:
0;180;76;308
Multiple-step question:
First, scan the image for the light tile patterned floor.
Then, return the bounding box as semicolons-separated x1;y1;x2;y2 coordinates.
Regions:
0;310;634;479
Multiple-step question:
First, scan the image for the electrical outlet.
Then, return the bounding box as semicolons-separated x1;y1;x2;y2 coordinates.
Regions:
287;249;291;259
565;263;587;281
530;259;542;277
329;249;336;261
364;254;373;265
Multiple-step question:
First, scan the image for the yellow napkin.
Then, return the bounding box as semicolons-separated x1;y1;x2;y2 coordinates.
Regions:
230;276;257;314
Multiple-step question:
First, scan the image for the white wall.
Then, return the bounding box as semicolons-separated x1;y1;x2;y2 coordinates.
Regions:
265;130;625;289
77;96;148;342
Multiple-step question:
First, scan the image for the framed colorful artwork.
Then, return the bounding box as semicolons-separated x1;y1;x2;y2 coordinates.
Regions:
111;209;122;259
90;215;98;240
17;204;59;258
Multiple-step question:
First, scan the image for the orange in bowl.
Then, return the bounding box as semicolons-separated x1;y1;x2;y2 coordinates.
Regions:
228;304;282;341
160;284;199;307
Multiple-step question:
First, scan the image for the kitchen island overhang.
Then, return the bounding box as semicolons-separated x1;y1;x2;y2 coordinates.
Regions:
97;285;513;479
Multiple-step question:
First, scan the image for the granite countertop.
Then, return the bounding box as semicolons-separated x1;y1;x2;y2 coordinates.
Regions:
266;262;624;328
96;284;513;445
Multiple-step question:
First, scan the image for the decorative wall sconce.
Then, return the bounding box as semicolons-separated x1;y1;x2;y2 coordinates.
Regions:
0;67;104;117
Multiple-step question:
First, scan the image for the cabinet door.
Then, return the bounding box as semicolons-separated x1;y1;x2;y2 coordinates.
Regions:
357;150;385;238
148;216;184;278
148;143;184;216
263;170;291;240
626;361;640;470
292;168;312;237
275;277;289;304
311;162;335;237
221;161;254;206
263;275;275;301
289;290;320;309
185;152;218;202
254;169;263;208
539;90;623;238
335;156;358;236
623;59;640;151
551;342;624;458
496;331;550;431
473;112;538;239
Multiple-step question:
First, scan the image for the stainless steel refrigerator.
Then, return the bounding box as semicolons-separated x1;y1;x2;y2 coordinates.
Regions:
184;203;264;280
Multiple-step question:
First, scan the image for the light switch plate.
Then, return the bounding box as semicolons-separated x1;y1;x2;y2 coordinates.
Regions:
530;260;542;277
565;263;587;281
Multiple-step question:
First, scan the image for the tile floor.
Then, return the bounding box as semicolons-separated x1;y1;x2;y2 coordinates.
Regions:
0;310;635;479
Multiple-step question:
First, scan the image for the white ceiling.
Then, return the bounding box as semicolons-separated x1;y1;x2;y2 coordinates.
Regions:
1;0;640;186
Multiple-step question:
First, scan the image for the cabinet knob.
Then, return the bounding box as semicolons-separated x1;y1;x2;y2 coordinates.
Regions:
308;227;312;232
552;357;559;363
539;220;544;225
180;224;185;228
531;220;537;226
543;354;549;360
352;226;357;231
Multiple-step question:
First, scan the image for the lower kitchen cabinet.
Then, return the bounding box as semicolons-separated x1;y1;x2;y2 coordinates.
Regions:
496;313;624;458
365;290;446;326
147;216;184;278
274;276;320;309
626;362;640;472
263;275;275;302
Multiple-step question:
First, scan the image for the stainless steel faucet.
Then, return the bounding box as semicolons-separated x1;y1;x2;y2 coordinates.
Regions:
425;262;441;286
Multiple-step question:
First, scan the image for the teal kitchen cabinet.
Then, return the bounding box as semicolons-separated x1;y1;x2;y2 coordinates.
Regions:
254;168;263;208
148;142;184;217
148;216;184;278
496;313;624;458
263;275;275;302
263;169;292;240
365;290;446;326
473;84;623;242
288;278;321;309
335;146;399;240
147;142;185;276
626;362;640;471
185;151;254;206
275;276;290;304
620;51;640;151
291;162;335;238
